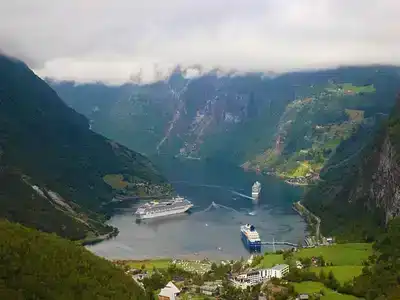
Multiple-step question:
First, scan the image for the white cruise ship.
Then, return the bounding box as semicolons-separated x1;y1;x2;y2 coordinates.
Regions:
252;181;261;199
134;196;193;219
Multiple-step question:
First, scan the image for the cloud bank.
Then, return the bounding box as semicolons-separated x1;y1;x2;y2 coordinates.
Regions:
2;0;400;84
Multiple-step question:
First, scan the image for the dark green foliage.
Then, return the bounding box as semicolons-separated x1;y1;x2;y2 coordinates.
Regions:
303;119;388;241
286;269;319;283
325;271;340;290
250;255;263;267
0;54;166;238
220;280;262;300
0;168;88;240
351;218;400;299
0;220;146;300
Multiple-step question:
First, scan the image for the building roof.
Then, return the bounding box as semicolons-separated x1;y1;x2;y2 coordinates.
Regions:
272;264;289;271
165;281;180;293
159;288;175;298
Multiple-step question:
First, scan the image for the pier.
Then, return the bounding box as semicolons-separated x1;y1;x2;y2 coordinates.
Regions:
260;241;298;247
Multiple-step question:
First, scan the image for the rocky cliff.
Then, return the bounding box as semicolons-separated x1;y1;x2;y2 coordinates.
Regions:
304;94;400;241
350;95;400;223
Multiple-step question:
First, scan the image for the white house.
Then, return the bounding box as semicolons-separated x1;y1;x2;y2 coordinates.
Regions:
158;281;180;300
296;260;303;269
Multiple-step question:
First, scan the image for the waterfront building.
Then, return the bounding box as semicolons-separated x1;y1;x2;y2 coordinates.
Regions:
235;264;290;286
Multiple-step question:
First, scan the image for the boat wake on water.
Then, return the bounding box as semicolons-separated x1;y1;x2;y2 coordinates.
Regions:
195;201;243;214
230;190;254;200
170;181;240;190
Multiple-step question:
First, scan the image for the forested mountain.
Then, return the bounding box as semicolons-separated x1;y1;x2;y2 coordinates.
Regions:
0;54;169;240
303;94;400;241
48;65;400;242
50;66;400;169
352;217;400;299
0;220;146;300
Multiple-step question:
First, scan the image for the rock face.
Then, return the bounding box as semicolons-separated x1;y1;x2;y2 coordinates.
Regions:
350;95;400;223
304;95;400;240
49;66;400;164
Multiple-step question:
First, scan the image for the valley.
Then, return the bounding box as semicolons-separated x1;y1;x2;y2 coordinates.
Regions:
1;54;400;299
2;1;400;299
51;66;400;189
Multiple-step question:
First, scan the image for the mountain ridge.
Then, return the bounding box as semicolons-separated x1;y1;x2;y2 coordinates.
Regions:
303;94;400;241
0;54;170;240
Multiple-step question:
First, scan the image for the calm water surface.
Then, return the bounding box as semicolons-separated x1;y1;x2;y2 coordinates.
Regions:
87;159;307;260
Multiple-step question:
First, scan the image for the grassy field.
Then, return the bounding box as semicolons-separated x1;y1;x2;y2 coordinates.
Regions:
123;259;171;270
289;161;312;177
259;253;285;268
345;109;365;122
340;83;376;94
103;174;129;190
293;282;358;300
294;243;372;266
310;266;363;284
259;243;372;269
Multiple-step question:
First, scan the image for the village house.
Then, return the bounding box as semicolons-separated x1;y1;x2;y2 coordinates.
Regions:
158;281;180;300
296;294;309;300
200;280;222;296
295;260;303;269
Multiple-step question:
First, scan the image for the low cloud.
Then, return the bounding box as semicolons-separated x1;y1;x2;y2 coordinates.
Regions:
2;0;400;84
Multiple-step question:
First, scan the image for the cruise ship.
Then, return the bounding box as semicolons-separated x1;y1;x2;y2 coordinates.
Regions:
252;181;262;199
241;224;262;252
134;196;193;219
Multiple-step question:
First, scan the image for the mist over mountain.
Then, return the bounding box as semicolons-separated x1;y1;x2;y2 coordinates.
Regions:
49;65;400;162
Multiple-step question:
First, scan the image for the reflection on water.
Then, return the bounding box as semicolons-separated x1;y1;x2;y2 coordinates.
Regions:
87;159;306;259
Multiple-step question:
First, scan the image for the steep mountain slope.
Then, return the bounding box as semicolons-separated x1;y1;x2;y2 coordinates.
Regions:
303;94;400;241
0;54;169;240
244;77;398;184
50;66;400;168
0;220;146;300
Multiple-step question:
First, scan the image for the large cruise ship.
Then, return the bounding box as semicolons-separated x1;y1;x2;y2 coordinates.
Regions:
134;196;193;219
252;181;262;199
241;224;262;252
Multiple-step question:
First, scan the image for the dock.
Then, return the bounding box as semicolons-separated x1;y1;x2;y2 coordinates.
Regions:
260;241;298;247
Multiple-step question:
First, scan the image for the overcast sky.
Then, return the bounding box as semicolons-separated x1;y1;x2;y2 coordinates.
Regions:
2;0;400;84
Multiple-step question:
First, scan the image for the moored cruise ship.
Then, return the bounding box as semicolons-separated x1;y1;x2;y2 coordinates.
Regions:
252;181;261;199
241;224;262;252
134;196;193;219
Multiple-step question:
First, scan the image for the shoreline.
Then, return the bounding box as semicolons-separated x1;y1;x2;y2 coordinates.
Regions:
292;201;322;242
81;226;119;246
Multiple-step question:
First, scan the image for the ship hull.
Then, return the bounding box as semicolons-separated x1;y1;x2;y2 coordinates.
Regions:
241;231;261;252
135;204;193;220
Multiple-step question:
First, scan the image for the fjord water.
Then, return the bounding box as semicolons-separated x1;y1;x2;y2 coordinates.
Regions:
87;158;306;260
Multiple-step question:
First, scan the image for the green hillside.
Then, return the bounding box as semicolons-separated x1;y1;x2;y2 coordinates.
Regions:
245;82;387;181
303;94;400;241
0;54;170;240
0;220;146;300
